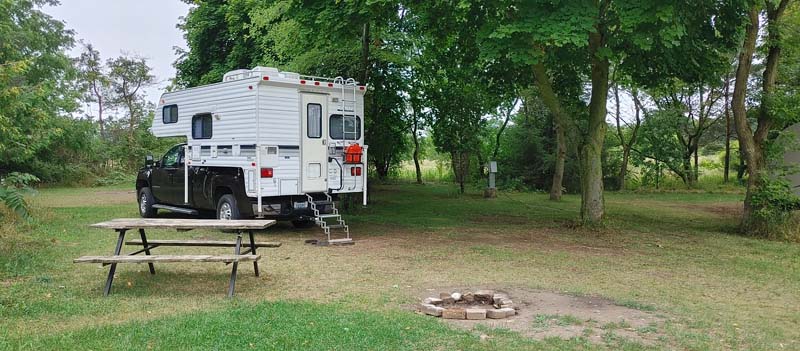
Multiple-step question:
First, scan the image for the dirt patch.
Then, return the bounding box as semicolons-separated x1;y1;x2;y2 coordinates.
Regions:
33;190;136;208
415;287;666;346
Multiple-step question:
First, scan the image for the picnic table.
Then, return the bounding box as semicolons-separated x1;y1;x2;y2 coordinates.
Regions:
74;218;280;297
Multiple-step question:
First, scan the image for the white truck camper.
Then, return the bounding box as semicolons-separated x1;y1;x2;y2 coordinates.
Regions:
149;66;367;244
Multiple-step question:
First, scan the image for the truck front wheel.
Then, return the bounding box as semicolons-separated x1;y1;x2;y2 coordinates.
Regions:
216;194;240;220
138;187;156;218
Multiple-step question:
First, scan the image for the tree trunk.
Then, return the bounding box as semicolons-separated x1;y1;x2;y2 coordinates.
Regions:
693;146;699;182
360;22;370;84
731;6;763;228
531;63;568;201
493;98;517;160
622;91;643;191
551;123;567;200
126;98;136;143
723;75;731;183
581;30;609;224
412;116;422;184
619;148;630;191
451;151;470;194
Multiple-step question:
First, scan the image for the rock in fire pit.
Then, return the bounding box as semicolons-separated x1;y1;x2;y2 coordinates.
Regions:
418;290;517;320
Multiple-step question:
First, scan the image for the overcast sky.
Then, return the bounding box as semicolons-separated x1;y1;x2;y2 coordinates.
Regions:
44;0;192;111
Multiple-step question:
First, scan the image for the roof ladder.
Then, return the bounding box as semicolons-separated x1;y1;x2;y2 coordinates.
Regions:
334;77;359;142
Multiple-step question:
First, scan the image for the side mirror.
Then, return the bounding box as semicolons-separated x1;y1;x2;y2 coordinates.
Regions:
145;154;154;167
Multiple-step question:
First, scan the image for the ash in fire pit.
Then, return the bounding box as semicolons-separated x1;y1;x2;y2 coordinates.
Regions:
418;290;517;320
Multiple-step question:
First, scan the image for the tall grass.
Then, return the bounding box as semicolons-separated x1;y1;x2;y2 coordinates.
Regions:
388;160;453;183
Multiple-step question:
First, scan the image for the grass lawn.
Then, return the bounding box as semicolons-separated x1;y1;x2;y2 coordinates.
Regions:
1;183;798;350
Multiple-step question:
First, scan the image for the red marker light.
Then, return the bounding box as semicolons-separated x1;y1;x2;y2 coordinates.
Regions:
327;83;334;87
251;162;256;167
260;168;273;178
300;80;306;84
248;86;253;90
314;81;320;86
262;76;269;81
359;86;365;90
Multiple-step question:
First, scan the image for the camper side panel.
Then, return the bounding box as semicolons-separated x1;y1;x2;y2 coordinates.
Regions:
257;85;302;196
152;79;258;141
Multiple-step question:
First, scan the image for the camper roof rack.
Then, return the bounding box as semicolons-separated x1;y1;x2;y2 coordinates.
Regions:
222;67;362;87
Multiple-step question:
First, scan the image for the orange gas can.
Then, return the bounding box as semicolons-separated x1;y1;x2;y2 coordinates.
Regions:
344;143;363;164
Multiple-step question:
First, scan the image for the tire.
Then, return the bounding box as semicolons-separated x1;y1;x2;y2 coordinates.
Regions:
138;187;157;218
216;194;241;220
291;219;316;228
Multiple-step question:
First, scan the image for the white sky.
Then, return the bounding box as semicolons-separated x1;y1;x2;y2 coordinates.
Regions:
44;0;191;115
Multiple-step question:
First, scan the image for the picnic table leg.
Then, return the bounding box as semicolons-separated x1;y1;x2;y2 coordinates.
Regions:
227;233;242;298
104;229;126;297
138;228;156;275
248;230;260;277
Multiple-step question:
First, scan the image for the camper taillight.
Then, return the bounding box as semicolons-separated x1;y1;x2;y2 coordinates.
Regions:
350;167;362;176
260;168;273;178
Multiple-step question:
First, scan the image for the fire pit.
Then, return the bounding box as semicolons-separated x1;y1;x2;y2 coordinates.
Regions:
418;290;517;320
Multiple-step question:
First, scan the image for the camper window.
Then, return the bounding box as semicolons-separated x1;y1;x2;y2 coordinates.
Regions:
329;115;362;140
307;103;322;138
163;105;178;124
192;114;212;139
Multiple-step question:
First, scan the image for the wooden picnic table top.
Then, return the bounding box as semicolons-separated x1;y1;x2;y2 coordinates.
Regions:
90;218;277;231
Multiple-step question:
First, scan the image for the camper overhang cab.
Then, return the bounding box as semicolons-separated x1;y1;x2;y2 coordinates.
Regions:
140;66;368;221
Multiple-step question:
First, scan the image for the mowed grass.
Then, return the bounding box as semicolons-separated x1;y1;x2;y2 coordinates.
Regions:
1;183;798;350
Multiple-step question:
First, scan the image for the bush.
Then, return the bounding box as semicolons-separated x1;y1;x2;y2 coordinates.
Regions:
0;172;39;220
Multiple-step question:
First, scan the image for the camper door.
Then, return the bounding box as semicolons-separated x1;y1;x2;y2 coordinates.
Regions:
301;93;328;192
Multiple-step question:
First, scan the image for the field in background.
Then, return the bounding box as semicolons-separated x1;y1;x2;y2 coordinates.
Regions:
1;184;797;350
388;158;746;194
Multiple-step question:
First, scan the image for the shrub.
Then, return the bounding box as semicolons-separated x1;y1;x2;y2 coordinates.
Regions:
0;172;39;220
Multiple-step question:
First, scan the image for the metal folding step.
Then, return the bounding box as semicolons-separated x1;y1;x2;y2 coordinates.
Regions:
305;193;352;245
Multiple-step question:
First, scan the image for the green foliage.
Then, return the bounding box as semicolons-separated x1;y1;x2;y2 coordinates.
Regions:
746;130;800;239
0;172;38;220
0;0;83;181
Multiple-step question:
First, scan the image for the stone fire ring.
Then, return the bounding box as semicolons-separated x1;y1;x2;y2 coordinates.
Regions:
418;290;517;320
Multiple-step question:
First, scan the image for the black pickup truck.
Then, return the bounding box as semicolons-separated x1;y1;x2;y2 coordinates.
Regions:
135;143;324;227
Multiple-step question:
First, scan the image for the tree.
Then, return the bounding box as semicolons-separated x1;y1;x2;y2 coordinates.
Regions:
612;83;642;191
731;0;799;233
649;83;725;186
0;0;88;181
76;43;110;138
106;55;155;142
481;0;745;224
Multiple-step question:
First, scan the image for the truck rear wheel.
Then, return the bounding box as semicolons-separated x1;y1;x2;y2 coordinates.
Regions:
216;194;240;220
138;187;156;218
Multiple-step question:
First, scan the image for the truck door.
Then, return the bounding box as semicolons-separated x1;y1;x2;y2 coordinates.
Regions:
168;150;186;205
152;145;183;204
300;93;328;193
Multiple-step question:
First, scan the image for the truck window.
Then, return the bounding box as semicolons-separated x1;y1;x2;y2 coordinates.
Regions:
329;114;361;140
307;103;322;138
192;114;212;139
161;146;182;168
163;105;178;124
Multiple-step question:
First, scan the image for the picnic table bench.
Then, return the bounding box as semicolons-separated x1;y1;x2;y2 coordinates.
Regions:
74;218;279;297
